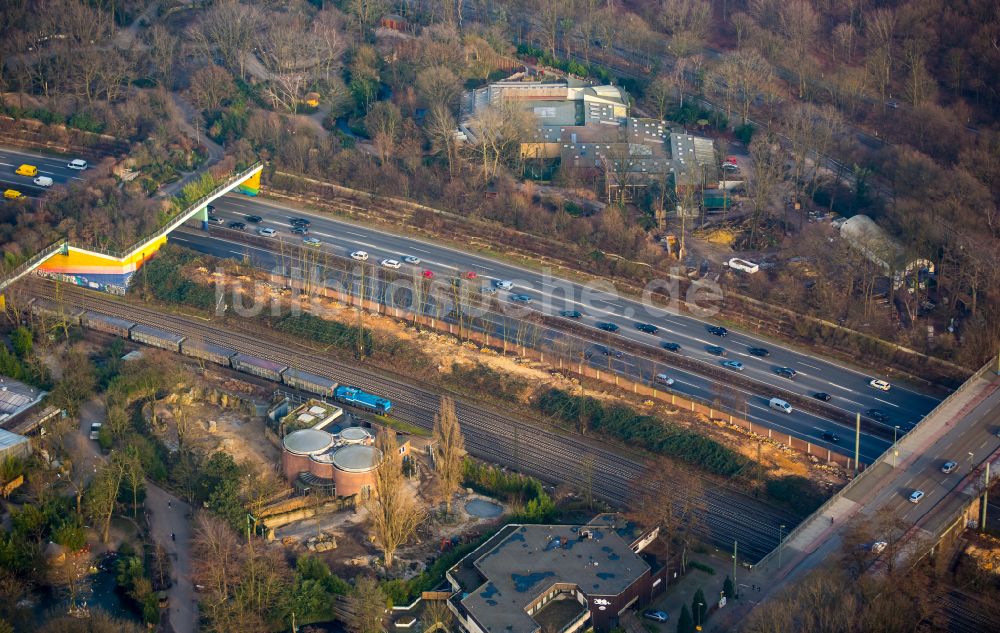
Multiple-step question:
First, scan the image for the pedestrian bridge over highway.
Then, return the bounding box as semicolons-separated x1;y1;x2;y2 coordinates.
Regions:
0;162;262;302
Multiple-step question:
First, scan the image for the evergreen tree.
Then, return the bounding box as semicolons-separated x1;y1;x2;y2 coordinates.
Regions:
723;574;734;599
692;587;707;627
677;604;694;633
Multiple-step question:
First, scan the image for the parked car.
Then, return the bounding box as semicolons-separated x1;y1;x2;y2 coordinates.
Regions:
871;541;887;554
748;347;770;357
941;461;958;474
662;342;681;352
380;259;402;269
228;221;247;231
909;490;924;503
258;227;276;237
870;379;891;391
775;367;797;379
402;256;421;264
494;280;513;290
246;215;263;223
89;422;102;440
706;345;727;356
866;409;889;423
821;432;841;442
67;158;88;170
510;294;532;304
722;360;744;371
596;322;619;332
814;392;832;402
654;374;675;386
560;310;582;318
635;323;659;334
643;610;669;622
303;237;321;247
350;250;369;261
708;326;728;336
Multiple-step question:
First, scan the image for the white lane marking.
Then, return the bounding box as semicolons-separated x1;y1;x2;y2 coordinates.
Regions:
873;397;900;408
801;363;822;371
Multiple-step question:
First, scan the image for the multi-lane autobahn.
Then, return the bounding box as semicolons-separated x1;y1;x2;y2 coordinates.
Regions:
168;193;942;456
0;146;87;198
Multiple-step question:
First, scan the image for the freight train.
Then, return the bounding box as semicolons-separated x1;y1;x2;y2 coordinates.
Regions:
29;298;391;414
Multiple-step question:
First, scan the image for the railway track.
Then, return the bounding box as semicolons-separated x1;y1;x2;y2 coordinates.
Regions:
29;280;799;560
937;589;1000;633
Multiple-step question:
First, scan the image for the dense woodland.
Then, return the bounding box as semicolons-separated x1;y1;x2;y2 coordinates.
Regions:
0;0;996;370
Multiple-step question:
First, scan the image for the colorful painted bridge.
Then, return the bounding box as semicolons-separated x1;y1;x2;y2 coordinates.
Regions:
0;163;262;302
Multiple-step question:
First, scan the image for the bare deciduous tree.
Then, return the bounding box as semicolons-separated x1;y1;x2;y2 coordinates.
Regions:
363;429;426;567
628;458;706;572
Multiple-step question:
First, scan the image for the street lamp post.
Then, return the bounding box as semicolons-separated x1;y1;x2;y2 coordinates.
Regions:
892;426;900;467
778;524;786;568
696;602;704;631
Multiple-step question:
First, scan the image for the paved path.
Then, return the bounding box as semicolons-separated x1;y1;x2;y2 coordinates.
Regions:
161;92;226;198
145;482;197;633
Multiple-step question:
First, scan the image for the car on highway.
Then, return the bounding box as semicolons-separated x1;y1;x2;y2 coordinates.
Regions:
258;227;276;237
635;323;659;334
601;347;624;359
464;271;478;279
814;392;832;402
748;347;770;357
228;221;247;231
909;490;924;504
643;610;669;622
67;158;88;170
596;322;619;332
246;215;263;223
722;360;744;371
941;461;958;474
33;176;53;187
402;256;421;265
510;294;532;304
494;280;513;290
380;259;402;269
350;250;369;261
662;342;681;352
769;398;793;414
421;270;434;278
870;541;887;554
821;432;841;442
706;345;727;356
870;379;891;391
480;286;497;295
290;218;311;227
3;189;23;200
303;237;322;247
866;409;889;423
654;374;675;386
208;215;224;225
707;326;728;336
291;225;308;235
15;164;37;177
775;367;797;379
560;310;582;318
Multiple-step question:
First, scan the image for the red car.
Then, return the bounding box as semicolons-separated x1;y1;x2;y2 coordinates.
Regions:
421;270;434;278
464;271;478;279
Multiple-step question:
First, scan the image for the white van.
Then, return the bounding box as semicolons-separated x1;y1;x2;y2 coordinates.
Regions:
769;397;793;414
33;176;54;187
89;422;103;440
728;258;760;274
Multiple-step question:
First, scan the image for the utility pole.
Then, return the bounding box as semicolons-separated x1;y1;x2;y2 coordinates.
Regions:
732;540;738;599
854;412;861;475
980;462;991;532
777;524;786;568
892;426;900;467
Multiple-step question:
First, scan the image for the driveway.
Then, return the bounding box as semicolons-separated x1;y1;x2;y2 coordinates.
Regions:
145;482;197;633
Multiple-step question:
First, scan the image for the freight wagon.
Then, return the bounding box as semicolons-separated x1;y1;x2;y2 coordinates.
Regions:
82;311;136;338
282;368;338;396
334;386;391;414
231;353;288;382
130;324;186;353
28;298;85;325
180;339;238;366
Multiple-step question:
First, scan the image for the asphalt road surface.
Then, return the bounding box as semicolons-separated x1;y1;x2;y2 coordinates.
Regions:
0;146;89;197
166;192;947;461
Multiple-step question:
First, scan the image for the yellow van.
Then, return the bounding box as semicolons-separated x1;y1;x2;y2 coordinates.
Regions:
15;164;38;177
4;189;24;199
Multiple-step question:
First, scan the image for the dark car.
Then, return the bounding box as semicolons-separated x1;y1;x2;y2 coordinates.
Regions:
662;342;681;352
560;310;582;318
708;326;728;337
821;432;841;442
775;367;797;379
601;348;624;359
706;345;727;356
290;217;311;227
245;215;263;223
510;294;532;304
228;221;247;231
291;225;308;234
207;215;224;225
635;323;659;334
596;322;619;332
206;204;216;214
866;409;890;423
814;392;832;402
748;347;770;357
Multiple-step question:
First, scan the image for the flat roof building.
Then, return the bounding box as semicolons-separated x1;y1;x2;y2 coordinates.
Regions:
447;518;666;633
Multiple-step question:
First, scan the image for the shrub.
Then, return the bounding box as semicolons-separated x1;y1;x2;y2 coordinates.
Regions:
765;476;826;515
689;561;715;575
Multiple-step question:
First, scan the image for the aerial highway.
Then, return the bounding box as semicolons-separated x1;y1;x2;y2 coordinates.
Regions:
0;146;88;197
